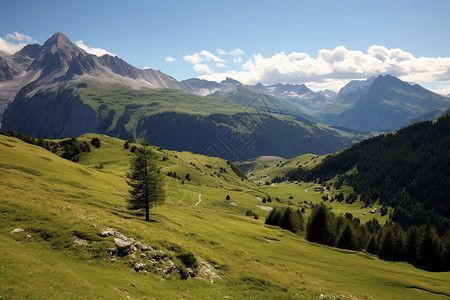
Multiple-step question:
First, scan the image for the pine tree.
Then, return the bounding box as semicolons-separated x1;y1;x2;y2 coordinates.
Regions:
405;226;419;264
306;203;335;246
126;141;165;221
336;223;357;250
416;224;442;271
366;235;378;254
379;227;395;260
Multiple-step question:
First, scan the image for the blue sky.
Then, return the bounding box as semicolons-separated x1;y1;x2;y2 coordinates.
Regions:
1;0;450;93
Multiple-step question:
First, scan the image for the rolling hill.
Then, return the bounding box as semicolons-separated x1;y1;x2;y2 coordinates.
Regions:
2;79;368;160
1;133;449;299
286;114;450;234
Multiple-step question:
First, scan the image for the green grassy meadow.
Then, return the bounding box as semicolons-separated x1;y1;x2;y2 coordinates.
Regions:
1;134;449;299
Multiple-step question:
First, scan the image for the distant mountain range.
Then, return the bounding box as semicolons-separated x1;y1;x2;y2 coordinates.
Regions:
316;75;450;132
1;32;449;158
0;33;368;160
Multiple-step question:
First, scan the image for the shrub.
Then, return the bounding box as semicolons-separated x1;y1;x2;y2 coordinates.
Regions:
177;252;198;269
90;137;101;148
245;209;259;219
265;207;304;234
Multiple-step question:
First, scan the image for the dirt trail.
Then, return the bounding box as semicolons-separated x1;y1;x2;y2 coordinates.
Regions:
195;193;202;206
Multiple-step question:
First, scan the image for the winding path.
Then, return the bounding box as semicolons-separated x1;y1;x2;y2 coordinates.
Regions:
195;193;202;206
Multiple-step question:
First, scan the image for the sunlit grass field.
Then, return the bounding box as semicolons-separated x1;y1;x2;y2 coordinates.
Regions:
1;134;448;299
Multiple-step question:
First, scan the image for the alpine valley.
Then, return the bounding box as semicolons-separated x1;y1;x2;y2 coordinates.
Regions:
1;32;450;300
2;33;450;160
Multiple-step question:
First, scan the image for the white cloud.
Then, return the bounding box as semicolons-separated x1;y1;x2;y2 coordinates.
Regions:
233;57;242;63
183;50;224;64
75;40;115;57
193;63;212;74
420;81;450;96
183;50;225;74
6;32;35;43
216;63;225;68
217;48;244;56
0;38;25;54
199;45;450;91
0;31;36;54
166;56;176;62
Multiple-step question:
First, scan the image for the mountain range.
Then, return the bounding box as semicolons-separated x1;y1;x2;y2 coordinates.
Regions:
316;75;450;132
0;33;369;160
1;32;449;159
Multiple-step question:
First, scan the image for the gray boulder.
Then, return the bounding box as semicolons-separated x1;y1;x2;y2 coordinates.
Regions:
114;238;132;255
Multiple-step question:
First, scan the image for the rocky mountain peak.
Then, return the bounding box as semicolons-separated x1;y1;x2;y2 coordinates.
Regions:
221;77;241;85
15;44;41;59
42;32;82;56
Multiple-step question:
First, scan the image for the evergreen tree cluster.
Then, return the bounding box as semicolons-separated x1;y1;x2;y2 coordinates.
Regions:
60;137;91;162
305;203;450;271
287;115;450;234
226;161;247;180
265;207;304;234
0;130;98;162
1;130;52;151
90;137;101;148
271;176;283;183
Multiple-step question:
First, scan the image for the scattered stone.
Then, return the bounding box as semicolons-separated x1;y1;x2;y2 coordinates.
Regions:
257;204;273;211
26;234;32;238
114;286;128;293
196;260;221;283
106;247;117;256
100;227;115;237
92;224;96;228
134;262;145;271
131;283;136;288
230;202;237;207
140;244;153;252
130;245;137;253
140;253;146;258
114;238;132;253
74;238;89;245
11;228;24;233
110;257;116;263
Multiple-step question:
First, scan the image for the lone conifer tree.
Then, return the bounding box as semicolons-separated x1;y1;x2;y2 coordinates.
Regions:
126;141;165;221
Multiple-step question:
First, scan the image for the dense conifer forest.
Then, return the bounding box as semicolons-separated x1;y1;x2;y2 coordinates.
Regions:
287;115;450;235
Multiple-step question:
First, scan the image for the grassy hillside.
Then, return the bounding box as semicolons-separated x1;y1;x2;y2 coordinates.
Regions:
78;82;369;160
1;134;449;299
286;115;450;234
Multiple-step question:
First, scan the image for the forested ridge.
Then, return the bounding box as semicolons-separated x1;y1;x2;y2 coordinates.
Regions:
287;115;450;234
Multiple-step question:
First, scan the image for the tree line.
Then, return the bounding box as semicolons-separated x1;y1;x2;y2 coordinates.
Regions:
286;115;450;234
264;203;449;271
